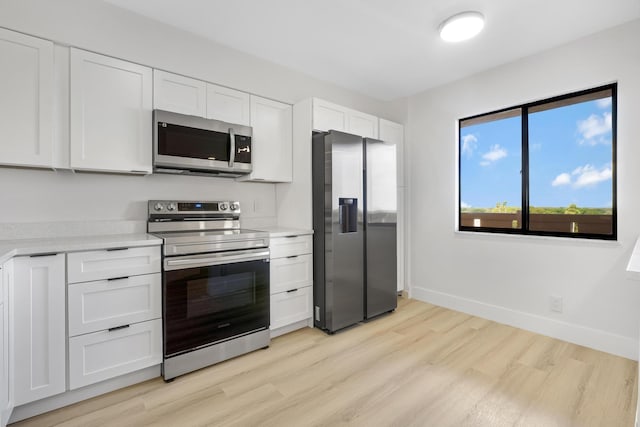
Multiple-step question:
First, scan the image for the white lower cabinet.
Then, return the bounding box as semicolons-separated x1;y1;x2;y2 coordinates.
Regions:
269;233;313;336
0;262;11;427
12;254;66;406
68;319;161;390
67;246;162;390
270;288;313;330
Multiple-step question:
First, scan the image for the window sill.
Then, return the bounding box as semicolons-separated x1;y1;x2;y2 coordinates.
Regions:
454;229;621;248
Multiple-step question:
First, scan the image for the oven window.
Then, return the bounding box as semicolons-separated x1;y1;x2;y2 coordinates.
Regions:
186;272;255;318
163;259;269;357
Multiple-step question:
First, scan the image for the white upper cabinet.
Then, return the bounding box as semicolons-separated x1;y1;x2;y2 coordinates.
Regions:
70;48;153;174
239;95;292;182
348;110;379;139
206;83;250;126
379;118;405;186
312;98;348;133
153;70;206;117
0;28;54;168
312;98;378;138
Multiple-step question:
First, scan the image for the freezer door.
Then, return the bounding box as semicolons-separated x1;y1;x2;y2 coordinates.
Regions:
365;138;398;318
313;130;366;332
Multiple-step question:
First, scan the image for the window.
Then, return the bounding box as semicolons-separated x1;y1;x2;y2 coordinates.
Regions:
459;84;616;239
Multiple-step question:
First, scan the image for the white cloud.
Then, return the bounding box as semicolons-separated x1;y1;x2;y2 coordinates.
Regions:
461;201;471;208
480;144;507;166
552;164;612;189
551;173;571;187
596;98;612;109
572;164;612;188
461;134;477;157
577;112;612;145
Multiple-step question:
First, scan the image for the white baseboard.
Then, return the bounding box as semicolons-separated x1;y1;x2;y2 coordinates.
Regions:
412;286;638;361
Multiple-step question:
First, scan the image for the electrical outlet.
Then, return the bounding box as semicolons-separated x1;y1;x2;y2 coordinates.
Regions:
550;295;563;313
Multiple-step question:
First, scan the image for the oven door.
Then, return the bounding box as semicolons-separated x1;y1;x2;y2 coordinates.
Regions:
163;248;269;357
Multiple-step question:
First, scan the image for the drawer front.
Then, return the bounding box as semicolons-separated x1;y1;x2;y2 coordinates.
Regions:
67;246;161;283
270;286;312;330
270;235;312;258
68;319;162;390
270;254;312;294
68;273;161;336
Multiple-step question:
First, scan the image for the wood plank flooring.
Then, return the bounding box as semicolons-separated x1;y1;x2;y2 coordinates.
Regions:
12;298;638;426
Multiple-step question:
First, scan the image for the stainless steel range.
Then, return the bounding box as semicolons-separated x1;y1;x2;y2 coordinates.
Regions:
147;200;270;381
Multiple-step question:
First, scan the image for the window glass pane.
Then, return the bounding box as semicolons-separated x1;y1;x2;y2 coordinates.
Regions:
460;110;522;230
528;90;613;236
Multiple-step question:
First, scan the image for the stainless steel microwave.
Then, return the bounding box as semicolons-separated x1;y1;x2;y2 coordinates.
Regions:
153;110;252;177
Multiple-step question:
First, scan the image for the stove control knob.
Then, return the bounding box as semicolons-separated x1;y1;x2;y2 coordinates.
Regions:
230;202;239;211
219;203;229;211
167;203;177;211
153;203;163;211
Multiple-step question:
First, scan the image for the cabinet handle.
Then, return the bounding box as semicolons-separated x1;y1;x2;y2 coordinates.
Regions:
108;324;130;332
286;255;298;259
106;247;129;252
30;252;58;258
107;276;129;282
286;288;299;293
284;235;297;239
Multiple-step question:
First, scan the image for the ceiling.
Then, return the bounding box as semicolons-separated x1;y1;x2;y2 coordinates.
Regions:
103;0;640;101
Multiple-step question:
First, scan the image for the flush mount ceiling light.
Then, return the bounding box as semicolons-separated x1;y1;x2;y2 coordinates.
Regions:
439;11;485;42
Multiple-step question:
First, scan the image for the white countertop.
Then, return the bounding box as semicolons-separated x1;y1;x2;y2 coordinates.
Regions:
258;227;314;238
0;233;162;265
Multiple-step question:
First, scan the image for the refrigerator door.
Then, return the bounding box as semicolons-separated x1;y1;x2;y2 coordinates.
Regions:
365;138;398;319
312;131;365;332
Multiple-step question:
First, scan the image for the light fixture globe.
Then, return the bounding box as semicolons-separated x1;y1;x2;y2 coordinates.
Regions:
439;11;485;42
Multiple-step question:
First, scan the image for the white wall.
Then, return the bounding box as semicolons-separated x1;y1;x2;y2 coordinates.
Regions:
406;19;640;359
0;0;405;236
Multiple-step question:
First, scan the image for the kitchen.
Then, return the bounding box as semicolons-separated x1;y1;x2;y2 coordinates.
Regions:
1;0;640;425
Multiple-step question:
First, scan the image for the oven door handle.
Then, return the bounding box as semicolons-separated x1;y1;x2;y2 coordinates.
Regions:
164;249;270;271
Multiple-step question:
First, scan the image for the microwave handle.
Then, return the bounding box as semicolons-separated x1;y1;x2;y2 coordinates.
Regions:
229;127;236;168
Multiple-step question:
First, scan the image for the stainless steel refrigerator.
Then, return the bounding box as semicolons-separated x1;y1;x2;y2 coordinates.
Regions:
312;130;397;333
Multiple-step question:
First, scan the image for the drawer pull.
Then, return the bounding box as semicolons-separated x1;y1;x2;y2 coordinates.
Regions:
107;276;130;282
284;235;298;238
108;324;130;332
286;288;299;293
106;247;129;252
286;255;299;259
30;252;58;258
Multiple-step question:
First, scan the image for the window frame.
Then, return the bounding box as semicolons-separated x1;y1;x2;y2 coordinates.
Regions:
458;83;617;240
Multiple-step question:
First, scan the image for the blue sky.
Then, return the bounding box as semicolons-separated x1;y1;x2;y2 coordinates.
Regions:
460;97;613;209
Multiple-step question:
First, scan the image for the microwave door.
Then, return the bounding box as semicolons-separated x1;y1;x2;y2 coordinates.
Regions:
155;122;232;171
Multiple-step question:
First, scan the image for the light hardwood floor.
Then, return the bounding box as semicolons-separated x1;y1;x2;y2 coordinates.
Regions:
13;298;638;427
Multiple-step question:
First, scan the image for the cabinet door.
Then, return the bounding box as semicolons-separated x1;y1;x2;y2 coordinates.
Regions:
242;95;292;182
348;110;379;139
379;119;404;186
0;28;54;168
206;83;250;126
153;70;206;117
12;254;66;406
312;98;348;132
70;49;152;174
0;263;8;424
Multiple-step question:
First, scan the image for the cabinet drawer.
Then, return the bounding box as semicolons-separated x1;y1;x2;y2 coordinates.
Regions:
270;235;312;258
68;273;161;336
270;254;312;294
67;246;161;283
270;287;312;330
68;319;162;390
